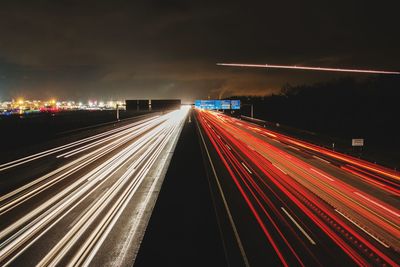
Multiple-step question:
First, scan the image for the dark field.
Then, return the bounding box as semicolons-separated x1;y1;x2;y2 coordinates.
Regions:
0;110;155;162
234;76;400;170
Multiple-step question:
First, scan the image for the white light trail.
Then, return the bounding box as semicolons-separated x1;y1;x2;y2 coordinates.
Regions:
0;116;164;214
217;63;400;75
0;114;158;172
0;108;189;266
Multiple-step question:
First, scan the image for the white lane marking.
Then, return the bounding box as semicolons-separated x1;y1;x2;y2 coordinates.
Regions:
310;168;335;182
335;209;390;248
353;192;400;218
272;139;281;143
273;164;287;175
281;207;316;245
241;162;253;174
247;145;255;151
197;118;250;267
313;156;331;164
287;145;300;151
217;134;221;139
226;144;231;150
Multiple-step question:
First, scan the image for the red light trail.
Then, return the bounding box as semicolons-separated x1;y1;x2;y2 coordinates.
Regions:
217;63;400;75
196;110;400;266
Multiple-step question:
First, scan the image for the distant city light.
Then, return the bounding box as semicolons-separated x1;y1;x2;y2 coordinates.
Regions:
217;63;400;75
0;99;125;115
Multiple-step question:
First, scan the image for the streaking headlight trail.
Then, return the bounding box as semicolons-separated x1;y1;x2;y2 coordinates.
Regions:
0;107;189;266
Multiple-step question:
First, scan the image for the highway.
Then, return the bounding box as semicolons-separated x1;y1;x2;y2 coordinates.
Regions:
196;110;399;267
0;108;189;266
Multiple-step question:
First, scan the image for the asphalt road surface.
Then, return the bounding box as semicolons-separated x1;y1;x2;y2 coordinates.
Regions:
195;110;399;267
0;108;188;266
135;109;228;267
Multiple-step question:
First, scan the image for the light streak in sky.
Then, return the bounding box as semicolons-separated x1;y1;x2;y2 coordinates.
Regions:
217;63;400;75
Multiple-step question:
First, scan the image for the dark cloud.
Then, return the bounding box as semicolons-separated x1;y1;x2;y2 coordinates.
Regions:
0;0;398;102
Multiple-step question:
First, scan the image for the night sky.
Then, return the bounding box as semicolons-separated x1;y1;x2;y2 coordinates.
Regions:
0;0;398;102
